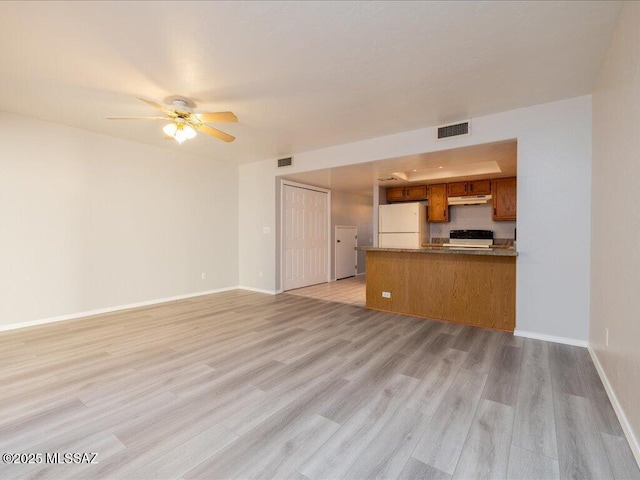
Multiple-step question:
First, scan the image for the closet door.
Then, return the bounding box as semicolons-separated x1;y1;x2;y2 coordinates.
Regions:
283;185;328;290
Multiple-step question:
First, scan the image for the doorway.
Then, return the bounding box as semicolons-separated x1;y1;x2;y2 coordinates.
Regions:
335;226;357;280
282;182;330;291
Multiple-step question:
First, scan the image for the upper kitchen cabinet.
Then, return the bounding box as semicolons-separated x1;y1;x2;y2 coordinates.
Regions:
469;179;492;195
427;184;449;222
492;177;517;221
447;180;492;196
447;182;468;197
386;187;405;202
385;185;427;202
405;185;427;200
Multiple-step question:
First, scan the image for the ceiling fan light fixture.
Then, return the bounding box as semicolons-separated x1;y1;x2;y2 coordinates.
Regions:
163;122;196;144
183;124;197;139
110;97;235;143
163;122;178;137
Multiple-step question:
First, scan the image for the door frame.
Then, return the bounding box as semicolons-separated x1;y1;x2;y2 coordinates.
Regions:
279;179;331;292
335;225;358;280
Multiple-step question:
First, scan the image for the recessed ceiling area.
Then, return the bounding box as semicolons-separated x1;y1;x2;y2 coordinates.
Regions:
0;1;622;164
281;139;517;195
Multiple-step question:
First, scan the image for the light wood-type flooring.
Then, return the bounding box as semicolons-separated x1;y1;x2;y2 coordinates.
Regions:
287;275;366;307
1;290;638;480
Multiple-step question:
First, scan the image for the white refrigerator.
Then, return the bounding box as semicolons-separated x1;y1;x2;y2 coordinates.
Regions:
378;202;429;248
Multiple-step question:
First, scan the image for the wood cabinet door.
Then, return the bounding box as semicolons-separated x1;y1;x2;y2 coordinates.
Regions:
447;182;468;197
469;179;491;195
405;185;427;200
428;184;449;222
492;177;517;221
386;187;405;202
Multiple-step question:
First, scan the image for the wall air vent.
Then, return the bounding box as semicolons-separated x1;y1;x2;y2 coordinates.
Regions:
377;177;397;182
277;157;293;168
437;121;470;139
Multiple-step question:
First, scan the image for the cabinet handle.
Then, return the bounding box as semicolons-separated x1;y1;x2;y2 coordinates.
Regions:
494;207;497;215
470;183;473;192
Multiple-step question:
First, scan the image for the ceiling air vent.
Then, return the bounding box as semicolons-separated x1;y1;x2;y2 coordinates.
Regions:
277;157;293;168
437;121;470;139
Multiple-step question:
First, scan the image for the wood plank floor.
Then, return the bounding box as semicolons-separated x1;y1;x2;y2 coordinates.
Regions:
0;290;638;480
286;275;366;307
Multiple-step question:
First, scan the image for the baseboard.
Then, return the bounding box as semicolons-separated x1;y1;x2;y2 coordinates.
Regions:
357;271;366;276
0;286;239;333
238;286;278;295
514;329;588;347
588;346;640;468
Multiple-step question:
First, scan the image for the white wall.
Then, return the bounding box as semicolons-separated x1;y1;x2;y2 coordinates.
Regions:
331;190;373;277
0;112;239;327
591;2;640;461
430;204;516;240
239;95;592;342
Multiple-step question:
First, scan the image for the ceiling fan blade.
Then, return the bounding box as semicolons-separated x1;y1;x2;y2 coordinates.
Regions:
196;112;238;123
197;124;235;143
137;97;175;117
107;116;168;120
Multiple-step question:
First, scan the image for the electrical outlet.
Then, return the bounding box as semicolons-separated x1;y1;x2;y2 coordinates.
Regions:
605;328;609;346
201;272;207;280
263;227;270;234
382;291;391;299
258;271;263;278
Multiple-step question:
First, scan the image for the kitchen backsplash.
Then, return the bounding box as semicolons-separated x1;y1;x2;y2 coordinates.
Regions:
429;203;516;240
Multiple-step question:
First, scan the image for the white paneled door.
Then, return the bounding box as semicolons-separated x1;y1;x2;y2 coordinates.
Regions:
336;226;357;280
283;184;329;291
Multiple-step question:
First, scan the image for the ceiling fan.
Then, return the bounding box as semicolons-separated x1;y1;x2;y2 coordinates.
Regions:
108;96;237;144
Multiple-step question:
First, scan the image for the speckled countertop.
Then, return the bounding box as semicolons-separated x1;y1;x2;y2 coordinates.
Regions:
356;245;518;257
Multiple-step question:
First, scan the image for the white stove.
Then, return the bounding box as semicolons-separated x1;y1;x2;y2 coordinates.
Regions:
443;230;494;249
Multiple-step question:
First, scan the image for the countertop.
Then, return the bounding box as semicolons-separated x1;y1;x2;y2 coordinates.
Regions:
356;245;518;257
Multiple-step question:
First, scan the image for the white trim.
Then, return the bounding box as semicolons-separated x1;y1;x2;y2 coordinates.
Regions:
0;287;239;332
281;179;330;194
238;286;278;295
356;271;366;276
588;346;640;468
514;329;588;347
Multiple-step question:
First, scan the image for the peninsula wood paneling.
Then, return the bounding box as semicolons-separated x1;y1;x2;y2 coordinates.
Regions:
365;251;516;331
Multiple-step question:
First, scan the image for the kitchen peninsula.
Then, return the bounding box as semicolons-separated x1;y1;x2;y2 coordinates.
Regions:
357;246;517;331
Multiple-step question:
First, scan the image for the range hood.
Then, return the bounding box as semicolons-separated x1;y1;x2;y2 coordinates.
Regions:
448;195;492;205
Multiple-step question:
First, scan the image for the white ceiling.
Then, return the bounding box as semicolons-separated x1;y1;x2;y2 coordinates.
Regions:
281;139;518;196
0;1;622;164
